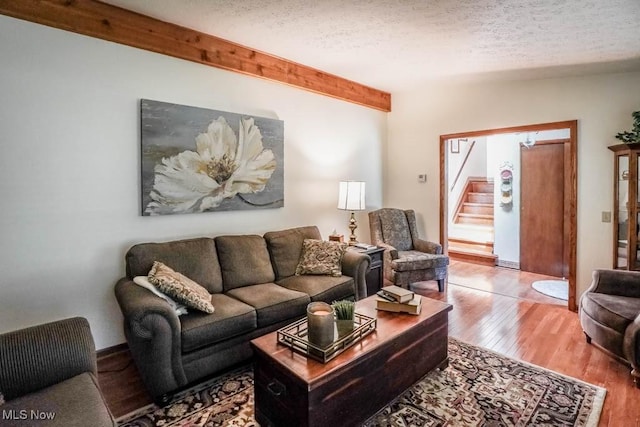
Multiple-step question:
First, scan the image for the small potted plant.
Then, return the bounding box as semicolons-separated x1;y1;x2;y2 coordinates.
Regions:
615;111;640;144
332;300;355;337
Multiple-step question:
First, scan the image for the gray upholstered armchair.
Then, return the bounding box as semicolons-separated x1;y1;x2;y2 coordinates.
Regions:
579;269;640;387
0;317;117;426
369;208;449;292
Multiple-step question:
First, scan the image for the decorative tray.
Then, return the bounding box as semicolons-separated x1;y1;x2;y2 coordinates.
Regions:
277;312;377;363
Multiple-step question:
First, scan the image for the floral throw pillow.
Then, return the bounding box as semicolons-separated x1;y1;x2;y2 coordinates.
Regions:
295;239;347;277
148;261;215;314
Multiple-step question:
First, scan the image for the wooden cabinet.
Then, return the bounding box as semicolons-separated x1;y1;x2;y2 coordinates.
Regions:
609;144;640;270
350;246;385;296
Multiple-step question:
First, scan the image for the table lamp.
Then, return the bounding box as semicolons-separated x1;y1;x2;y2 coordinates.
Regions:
337;181;366;245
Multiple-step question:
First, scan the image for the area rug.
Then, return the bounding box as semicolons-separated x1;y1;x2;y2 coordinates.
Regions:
117;338;605;427
532;279;569;300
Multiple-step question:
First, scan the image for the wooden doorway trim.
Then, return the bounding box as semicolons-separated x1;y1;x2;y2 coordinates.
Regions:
439;120;578;311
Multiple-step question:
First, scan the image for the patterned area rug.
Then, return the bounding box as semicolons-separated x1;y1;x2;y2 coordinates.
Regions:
118;338;605;427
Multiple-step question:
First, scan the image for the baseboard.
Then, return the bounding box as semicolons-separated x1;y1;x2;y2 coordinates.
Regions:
497;259;520;270
97;342;129;359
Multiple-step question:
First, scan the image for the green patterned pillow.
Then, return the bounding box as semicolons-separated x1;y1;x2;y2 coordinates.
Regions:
148;261;215;314
295;239;347;277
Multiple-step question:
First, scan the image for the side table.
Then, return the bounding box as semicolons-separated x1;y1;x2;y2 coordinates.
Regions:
349;246;384;297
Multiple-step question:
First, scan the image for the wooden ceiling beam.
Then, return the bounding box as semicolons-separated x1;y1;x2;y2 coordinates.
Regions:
0;0;391;112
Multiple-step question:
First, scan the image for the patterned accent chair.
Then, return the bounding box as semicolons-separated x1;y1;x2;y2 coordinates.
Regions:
579;269;640;387
369;208;449;292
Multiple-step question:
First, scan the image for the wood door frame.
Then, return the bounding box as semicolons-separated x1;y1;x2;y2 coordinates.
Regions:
439;120;578;311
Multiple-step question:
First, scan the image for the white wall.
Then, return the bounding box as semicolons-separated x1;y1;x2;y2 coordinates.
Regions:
387;70;640;299
0;16;386;348
487;133;521;266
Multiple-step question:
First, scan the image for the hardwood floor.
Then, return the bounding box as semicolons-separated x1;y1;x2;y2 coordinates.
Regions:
98;261;640;425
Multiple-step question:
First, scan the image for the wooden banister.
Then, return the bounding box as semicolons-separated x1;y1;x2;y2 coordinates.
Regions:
450;140;476;192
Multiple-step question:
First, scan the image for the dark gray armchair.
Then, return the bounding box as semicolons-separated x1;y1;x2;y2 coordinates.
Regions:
0;317;116;426
369;208;449;292
579;269;640;387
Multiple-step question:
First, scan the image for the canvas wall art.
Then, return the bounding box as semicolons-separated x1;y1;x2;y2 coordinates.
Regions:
140;99;284;216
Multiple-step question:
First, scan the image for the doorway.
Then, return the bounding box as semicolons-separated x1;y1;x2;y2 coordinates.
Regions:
439;121;578;311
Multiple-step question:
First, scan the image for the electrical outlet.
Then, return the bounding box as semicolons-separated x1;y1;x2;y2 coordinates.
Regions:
602;211;611;223
418;174;427;183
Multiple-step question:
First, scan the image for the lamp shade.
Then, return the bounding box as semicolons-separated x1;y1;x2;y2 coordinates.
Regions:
337;181;365;211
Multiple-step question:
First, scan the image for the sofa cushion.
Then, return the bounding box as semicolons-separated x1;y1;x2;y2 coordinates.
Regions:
392;251;449;271
277;274;355;303
1;373;115;427
227;283;310;328
580;292;640;334
295;239;347;277
180;293;256;353
148;262;215;314
126;237;223;294
264;226;322;279
216;235;275;290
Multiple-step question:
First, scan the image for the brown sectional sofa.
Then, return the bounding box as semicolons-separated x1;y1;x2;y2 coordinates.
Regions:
114;225;370;404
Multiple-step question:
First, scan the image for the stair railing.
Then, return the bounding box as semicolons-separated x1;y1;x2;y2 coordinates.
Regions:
450;140;476;192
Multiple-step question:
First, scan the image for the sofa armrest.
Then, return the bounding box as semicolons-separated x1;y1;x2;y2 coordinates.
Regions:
624;313;640;373
376;242;398;260
587;269;640;298
414;238;442;254
114;278;187;401
342;250;371;300
0;317;95;401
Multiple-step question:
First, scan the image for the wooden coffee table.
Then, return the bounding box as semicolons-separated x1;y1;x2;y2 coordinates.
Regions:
250;294;453;427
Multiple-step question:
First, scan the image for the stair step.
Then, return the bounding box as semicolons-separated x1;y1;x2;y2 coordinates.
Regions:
448;241;494;254
449;245;494;255
472;182;494;194
468;192;493;203
461;202;493;215
457;216;493;225
448;248;497;266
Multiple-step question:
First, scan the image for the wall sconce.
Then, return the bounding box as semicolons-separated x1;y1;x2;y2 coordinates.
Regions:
337;181;366;245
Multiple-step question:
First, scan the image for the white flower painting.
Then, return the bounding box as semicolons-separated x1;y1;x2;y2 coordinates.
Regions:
141;100;284;216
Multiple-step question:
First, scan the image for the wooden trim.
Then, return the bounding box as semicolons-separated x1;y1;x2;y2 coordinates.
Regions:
441;121;577;140
97;342;128;359
448;249;497;267
567;120;578;311
440;136;447;248
0;0;391;112
440;120;579;312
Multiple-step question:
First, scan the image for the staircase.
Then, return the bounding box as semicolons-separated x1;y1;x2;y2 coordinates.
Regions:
448;179;498;266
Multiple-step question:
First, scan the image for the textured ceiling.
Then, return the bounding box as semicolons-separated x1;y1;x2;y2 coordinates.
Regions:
103;0;640;92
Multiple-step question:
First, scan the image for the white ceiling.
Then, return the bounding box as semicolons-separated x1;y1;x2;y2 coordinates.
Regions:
104;0;640;92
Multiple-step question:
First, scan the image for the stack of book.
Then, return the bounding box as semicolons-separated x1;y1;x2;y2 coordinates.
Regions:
375;285;422;315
